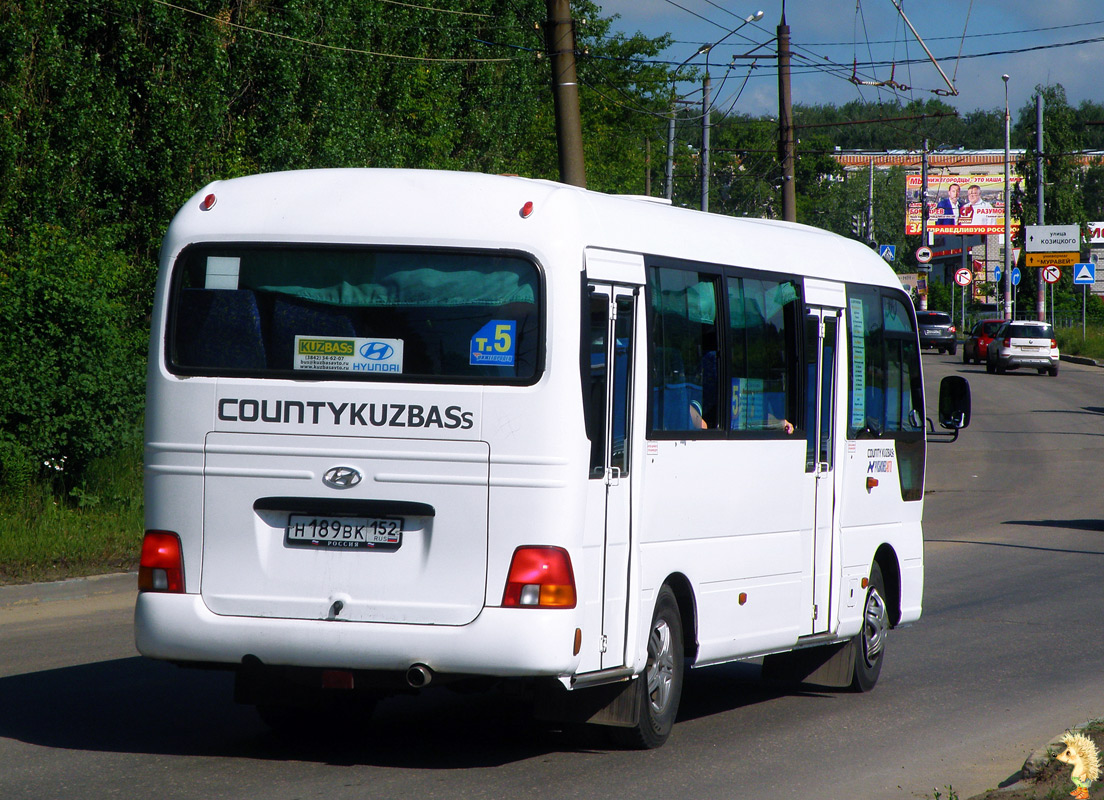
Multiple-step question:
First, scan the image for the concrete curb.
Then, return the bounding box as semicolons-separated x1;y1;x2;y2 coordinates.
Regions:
1060;353;1104;367
0;571;136;611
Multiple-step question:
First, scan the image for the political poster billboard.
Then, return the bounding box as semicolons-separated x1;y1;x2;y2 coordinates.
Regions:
905;174;1023;236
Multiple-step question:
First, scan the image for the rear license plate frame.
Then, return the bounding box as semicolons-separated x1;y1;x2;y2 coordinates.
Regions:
285;513;403;551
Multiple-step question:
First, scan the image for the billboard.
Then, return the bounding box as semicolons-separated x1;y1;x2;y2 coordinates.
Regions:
906;174;1023;236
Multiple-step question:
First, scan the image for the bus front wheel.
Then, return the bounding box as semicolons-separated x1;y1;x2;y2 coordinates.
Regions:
850;562;888;692
611;586;684;749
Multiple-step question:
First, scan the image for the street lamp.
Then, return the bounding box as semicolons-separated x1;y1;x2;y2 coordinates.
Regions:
700;10;764;212
671;10;764;211
1003;74;1012;319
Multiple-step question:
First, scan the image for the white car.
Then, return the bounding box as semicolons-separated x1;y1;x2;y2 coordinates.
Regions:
986;321;1060;376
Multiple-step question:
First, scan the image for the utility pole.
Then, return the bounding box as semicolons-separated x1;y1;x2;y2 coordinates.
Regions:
666;111;675;200
776;5;795;221
1003;75;1012;320
867;158;875;243
920;138;929;311
702;72;711;211
545;0;586;187
1035;93;1045;321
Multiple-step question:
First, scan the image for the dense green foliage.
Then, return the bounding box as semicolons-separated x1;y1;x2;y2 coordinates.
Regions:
0;0;670;491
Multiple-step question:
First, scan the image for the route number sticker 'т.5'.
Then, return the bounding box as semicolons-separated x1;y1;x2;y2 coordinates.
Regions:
471;320;517;367
294;336;404;373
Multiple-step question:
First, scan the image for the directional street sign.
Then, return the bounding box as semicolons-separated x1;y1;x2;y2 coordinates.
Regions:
1026;251;1078;267
1041;265;1061;284
1011;267;1021;286
1074;262;1097;285
915;246;933;264
879;244;896;262
954;268;973;286
1025;224;1080;252
994;266;1002;283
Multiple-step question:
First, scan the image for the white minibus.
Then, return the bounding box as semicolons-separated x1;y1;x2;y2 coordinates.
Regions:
136;168;969;747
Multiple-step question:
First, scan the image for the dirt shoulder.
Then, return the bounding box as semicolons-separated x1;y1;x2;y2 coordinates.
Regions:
967;722;1104;800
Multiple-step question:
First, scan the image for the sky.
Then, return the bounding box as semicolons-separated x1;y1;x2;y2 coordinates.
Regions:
596;0;1104;126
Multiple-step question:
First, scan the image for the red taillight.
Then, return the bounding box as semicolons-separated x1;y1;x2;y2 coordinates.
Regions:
138;531;185;593
502;546;576;608
1003;337;1011;346
1051;339;1057;347
950;325;956;333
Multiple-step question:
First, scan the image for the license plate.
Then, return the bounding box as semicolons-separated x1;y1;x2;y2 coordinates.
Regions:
285;514;403;551
923;328;938;336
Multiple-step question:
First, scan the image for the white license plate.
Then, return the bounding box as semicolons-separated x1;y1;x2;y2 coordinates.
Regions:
923;328;939;336
285;514;403;551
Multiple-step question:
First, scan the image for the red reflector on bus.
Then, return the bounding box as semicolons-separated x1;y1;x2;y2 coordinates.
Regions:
138;530;185;593
200;193;217;211
520;201;534;219
502;546;576;608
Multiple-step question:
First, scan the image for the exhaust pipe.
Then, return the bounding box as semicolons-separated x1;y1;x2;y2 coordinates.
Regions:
406;663;433;688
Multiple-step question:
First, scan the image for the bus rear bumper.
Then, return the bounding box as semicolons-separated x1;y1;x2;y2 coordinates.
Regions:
134;592;582;678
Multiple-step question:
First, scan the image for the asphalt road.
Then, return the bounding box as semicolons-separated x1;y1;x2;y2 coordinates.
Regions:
1;352;1102;800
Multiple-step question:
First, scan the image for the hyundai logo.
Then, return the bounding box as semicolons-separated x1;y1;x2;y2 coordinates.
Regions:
323;466;362;489
360;341;395;360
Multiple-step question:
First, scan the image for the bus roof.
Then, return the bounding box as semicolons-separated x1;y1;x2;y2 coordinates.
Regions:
165;168;903;291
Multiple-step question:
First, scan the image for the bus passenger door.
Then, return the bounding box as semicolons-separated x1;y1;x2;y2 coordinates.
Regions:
587;284;635;669
805;307;840;635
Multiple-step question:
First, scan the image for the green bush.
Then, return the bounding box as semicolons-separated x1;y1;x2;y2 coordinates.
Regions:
0;225;145;492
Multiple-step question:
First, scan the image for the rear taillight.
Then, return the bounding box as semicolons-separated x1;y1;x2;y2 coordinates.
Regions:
502;546;576;608
138;531;185;593
950;325;956;333
1051;339;1057;347
1003;337;1011;347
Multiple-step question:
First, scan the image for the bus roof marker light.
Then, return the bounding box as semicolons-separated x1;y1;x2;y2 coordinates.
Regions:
519;201;535;219
200;193;217;211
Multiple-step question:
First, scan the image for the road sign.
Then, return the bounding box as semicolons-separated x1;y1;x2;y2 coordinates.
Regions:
1011;267;1021;286
1025;224;1080;252
994;266;1002;283
954;268;973;286
1026;251;1078;267
1074;262;1097;285
915;246;933;264
1041;265;1061;284
879;244;896;262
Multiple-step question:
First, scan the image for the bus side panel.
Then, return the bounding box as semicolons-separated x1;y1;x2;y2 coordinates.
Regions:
636;438;810;665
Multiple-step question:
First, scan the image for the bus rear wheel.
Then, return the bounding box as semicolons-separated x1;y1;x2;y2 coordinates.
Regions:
850;562;888;692
610;586;684;749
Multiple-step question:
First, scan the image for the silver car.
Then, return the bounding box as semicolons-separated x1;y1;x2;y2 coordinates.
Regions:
986;321;1059;376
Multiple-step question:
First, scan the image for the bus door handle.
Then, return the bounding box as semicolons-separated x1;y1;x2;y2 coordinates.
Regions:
607;467;622;486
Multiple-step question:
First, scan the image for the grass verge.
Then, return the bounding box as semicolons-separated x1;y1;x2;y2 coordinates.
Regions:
1057;324;1104;361
0;440;143;585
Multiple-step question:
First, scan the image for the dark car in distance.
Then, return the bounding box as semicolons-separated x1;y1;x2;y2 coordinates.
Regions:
915;310;957;355
962;318;1010;364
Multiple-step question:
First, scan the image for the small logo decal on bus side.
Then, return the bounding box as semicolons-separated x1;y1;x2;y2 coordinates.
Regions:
323;466;363;489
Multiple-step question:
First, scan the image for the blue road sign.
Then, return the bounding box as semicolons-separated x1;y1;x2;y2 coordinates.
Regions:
879;244;896;262
994;266;1002;283
1073;262;1096;285
1011;267;1021;286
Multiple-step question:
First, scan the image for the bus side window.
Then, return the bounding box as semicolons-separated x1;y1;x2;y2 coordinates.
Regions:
734;277;801;434
647;267;720;433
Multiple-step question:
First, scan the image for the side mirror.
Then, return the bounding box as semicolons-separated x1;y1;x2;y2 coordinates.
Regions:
938;375;971;431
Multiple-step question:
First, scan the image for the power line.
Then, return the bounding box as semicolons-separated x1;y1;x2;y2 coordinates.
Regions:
149;0;517;62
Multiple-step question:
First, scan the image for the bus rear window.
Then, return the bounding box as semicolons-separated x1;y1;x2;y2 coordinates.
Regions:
167;246;541;383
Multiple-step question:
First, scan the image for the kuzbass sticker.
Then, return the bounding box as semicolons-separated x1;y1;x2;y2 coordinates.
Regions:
470;320;516;367
294;336;404;373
